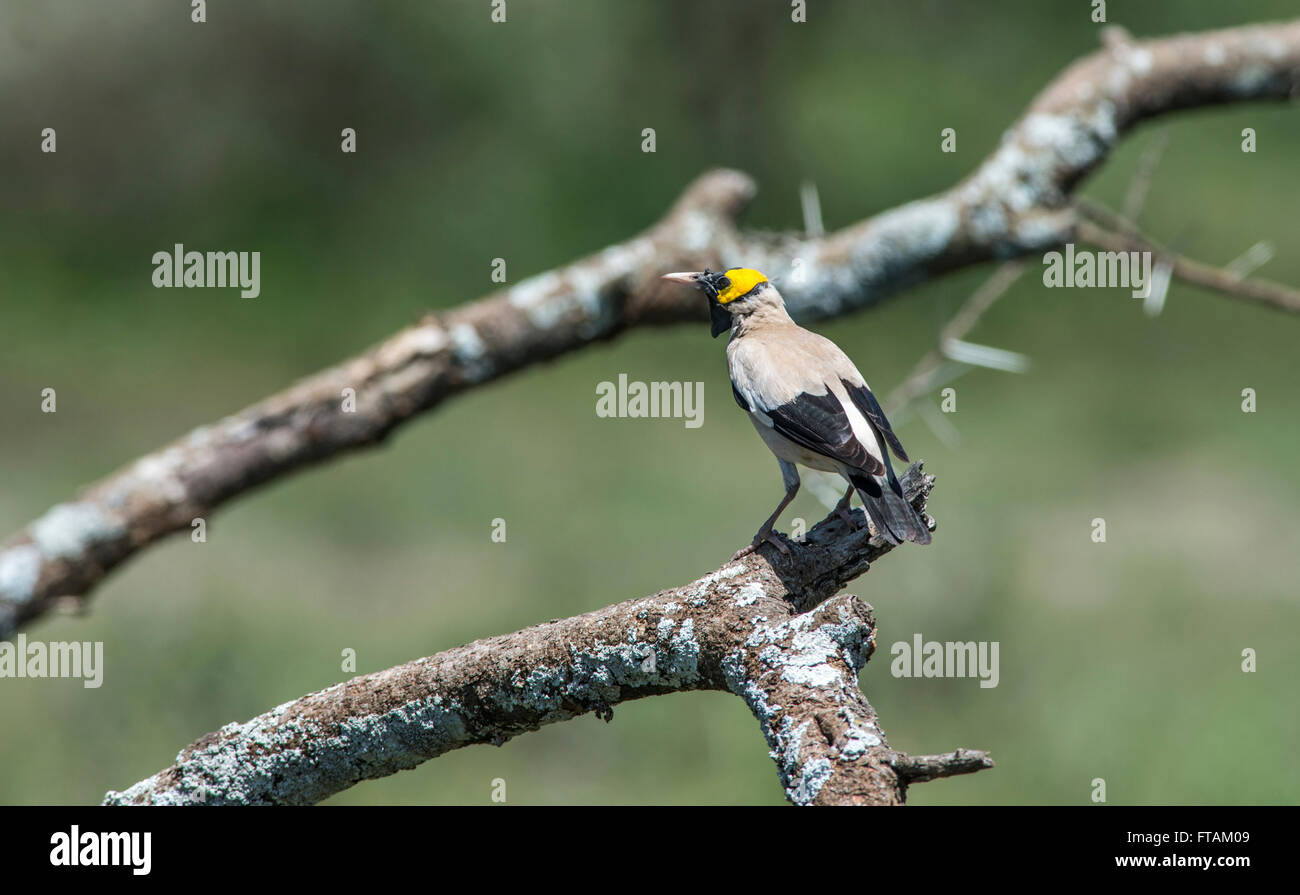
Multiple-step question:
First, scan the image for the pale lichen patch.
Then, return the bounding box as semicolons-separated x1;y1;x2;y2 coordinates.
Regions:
789;757;832;805
31;502;126;559
0;544;42;605
507;271;561;310
734;581;765;607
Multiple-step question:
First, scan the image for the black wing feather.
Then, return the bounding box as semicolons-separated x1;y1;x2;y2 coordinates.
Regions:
732;382;750;412
843;380;908;462
763;389;885;475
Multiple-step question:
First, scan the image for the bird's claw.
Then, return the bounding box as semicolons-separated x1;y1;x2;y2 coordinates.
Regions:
732;529;791;561
836;506;859;527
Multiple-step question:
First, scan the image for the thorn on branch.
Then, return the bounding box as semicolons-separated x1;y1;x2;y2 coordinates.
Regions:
1074;200;1300;314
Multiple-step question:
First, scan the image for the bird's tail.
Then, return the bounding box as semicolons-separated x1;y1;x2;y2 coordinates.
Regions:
848;471;931;546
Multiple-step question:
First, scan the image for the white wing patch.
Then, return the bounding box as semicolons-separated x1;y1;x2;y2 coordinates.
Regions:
833;382;886;467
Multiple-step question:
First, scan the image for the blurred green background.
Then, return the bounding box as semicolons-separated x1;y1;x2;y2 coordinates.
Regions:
2;0;1297;805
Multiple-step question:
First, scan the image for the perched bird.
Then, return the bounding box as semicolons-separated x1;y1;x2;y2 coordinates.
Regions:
662;267;930;554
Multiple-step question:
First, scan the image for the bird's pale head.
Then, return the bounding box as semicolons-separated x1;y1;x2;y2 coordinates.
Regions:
661;267;778;338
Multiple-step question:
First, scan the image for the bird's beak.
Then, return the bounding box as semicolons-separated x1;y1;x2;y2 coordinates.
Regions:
662;271;731;338
660;271;703;285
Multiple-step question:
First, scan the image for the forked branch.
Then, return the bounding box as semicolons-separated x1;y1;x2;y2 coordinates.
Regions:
104;467;989;806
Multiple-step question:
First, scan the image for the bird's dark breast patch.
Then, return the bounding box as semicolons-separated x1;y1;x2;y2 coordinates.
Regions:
764;389;885;475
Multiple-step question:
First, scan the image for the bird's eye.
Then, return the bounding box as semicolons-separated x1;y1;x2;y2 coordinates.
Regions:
716;276;731;291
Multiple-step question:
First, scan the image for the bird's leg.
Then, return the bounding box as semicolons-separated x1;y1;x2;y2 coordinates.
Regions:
733;460;799;560
817;482;860;529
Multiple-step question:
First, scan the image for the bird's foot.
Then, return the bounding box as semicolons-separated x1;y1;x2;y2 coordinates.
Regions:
818;505;860;530
731;529;791;561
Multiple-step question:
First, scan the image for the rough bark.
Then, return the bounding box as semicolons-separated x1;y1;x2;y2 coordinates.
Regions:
104;465;987;806
4;19;1299;637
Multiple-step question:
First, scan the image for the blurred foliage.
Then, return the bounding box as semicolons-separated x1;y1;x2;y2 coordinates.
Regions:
1;0;1297;805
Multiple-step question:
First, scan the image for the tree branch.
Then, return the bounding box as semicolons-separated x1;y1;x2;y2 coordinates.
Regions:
888;749;996;785
103;467;983;806
1075;204;1300;313
5;18;1299;636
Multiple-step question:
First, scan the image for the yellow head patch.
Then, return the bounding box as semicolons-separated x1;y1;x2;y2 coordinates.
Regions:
716;268;769;304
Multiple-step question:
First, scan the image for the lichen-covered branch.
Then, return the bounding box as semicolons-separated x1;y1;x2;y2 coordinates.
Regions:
104;466;985;806
5;18;1299;637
